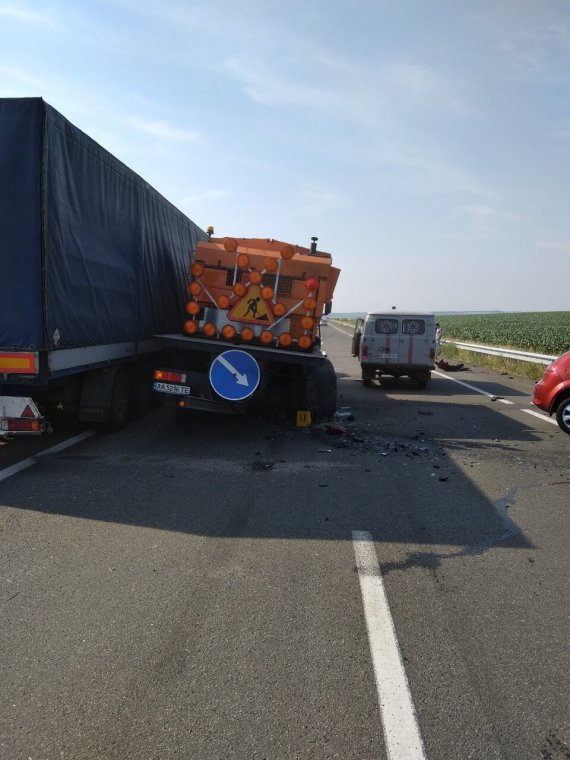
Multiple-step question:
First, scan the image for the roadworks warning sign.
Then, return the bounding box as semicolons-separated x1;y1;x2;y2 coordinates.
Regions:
228;285;275;325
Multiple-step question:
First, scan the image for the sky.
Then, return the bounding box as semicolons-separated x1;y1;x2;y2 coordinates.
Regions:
1;0;569;313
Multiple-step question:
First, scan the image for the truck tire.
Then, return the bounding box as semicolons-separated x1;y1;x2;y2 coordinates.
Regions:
555;396;570;435
304;358;337;422
128;364;152;419
105;368;130;431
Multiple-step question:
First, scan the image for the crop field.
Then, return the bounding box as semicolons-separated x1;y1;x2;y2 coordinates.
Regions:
436;312;570;355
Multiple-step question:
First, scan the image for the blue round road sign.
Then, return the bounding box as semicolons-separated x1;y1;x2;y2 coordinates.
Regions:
209;350;261;401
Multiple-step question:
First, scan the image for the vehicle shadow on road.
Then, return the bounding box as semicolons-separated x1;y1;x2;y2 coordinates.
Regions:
0;390;537;562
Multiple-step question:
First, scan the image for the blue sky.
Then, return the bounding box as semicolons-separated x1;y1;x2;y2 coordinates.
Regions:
1;0;569;313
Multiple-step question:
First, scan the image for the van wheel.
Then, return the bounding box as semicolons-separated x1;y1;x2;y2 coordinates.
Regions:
556;396;570;435
416;370;431;389
362;368;374;387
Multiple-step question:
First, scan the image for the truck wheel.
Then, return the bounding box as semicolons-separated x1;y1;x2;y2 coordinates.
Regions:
106;369;130;431
555;396;570;435
362;368;374;387
128;364;152;419
304;359;337;421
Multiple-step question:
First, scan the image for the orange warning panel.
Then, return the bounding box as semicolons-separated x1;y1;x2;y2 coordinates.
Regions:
0;352;38;374
228;285;275;325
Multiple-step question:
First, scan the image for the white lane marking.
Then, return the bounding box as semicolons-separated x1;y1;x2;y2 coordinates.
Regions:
432;370;514;404
522;409;558;426
352;531;427;760
0;430;95;482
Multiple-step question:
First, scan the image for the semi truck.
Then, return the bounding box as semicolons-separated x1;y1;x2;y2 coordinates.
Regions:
0;97;207;433
152;233;340;422
0;98;340;433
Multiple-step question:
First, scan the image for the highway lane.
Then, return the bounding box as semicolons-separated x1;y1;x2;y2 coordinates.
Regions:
1;328;569;759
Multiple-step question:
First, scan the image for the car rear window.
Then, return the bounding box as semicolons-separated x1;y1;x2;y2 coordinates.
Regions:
402;319;426;335
374;318;399;334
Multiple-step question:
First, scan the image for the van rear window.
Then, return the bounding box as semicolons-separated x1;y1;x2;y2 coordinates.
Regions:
402;319;425;335
374;319;398;334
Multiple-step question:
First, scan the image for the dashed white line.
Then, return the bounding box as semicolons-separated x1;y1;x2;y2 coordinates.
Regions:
432;370;514;404
0;430;96;482
352;530;427;760
522;409;558;426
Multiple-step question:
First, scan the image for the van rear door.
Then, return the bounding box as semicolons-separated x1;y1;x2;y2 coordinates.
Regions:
368;317;400;365
397;316;432;366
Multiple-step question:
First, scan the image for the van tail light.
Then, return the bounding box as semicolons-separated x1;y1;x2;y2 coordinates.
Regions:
361;342;368;359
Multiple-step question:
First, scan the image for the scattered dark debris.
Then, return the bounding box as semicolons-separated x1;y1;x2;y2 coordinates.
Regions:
438;476;448;482
326;424;347;435
318;484;328;488
418;409;433;416
251;460;274;471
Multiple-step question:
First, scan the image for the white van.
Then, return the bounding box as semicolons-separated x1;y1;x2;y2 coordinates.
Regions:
352;312;436;388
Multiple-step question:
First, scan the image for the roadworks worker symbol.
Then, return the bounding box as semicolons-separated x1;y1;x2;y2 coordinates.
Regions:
228;285;275;325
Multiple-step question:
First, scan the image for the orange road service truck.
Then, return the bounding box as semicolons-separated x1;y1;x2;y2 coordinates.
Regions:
152;232;340;422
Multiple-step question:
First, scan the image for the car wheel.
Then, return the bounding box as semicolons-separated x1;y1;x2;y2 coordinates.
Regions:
555;396;570;435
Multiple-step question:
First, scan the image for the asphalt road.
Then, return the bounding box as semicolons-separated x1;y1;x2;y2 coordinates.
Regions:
1;325;569;760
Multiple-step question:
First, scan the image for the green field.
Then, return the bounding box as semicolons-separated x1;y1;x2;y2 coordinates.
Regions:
436;312;570;355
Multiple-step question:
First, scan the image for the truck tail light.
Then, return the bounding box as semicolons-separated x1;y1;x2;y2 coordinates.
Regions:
154;370;188;383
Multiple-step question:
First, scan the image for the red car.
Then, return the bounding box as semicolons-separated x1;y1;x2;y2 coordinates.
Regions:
532;351;570;435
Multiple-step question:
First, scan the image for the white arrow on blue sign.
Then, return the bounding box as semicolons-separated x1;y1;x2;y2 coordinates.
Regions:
209;349;261;401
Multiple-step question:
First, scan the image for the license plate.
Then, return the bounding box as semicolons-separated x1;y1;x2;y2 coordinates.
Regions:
153;381;191;395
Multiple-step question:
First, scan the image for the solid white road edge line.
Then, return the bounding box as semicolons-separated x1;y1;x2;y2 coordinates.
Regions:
522;409;558;426
0;430;96;482
352;530;428;760
432;370;514;404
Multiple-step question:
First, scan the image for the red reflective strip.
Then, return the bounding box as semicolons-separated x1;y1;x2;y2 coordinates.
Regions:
6;419;41;432
0;352;38;374
408;336;413;364
385;337;390;364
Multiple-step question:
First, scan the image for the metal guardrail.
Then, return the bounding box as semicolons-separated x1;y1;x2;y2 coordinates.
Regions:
446;341;559;365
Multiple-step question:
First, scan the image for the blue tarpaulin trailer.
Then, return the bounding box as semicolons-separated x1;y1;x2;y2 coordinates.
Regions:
0;97;207;432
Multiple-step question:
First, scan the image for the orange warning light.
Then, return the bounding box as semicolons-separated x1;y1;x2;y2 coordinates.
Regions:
186;301;200;315
217;295;230;309
237;253;249;269
224;238;238;253
305;277;319;291
203;322;216;337
279;333;292;347
261;286;274;300
264;257;277;273
298;335;312;349
241;327;254;341
191;262;204;277
281;244;294;260
184;320;198;334
221;325;236;340
303;297;316;311
233;282;247;297
273;303;286;317
301;316;314;330
260;330;273;344
249;270;262;285
189;282;202;296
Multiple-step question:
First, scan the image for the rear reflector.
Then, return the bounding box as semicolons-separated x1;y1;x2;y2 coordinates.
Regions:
2;419;42;432
0;352;38;374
